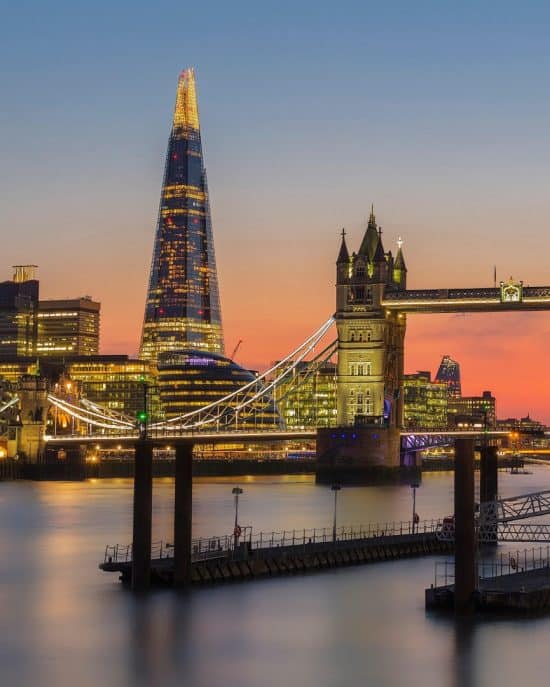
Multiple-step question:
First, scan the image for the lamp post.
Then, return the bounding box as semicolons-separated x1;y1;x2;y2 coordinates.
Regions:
232;486;243;551
138;376;148;441
411;481;420;533
331;484;341;543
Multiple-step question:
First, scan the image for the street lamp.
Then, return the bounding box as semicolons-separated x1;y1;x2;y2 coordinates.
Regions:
232;486;243;551
331;484;341;543
411;481;420;533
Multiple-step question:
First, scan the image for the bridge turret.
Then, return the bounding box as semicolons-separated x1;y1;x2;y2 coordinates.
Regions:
16;375;48;462
336;229;350;311
393;237;407;289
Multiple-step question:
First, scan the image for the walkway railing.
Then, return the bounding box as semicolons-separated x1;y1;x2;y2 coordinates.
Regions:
434;545;550;587
103;518;443;564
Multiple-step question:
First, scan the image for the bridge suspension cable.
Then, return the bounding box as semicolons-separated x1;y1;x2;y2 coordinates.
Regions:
150;316;335;431
47;394;135;431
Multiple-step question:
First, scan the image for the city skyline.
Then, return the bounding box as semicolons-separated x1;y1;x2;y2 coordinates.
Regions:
2;2;550;422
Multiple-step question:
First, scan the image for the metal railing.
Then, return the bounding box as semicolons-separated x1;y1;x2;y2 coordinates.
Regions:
103;519;442;564
434;546;550;587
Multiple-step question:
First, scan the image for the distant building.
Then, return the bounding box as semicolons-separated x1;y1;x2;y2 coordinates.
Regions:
37;298;100;356
448;390;496;428
271;361;337;428
157;350;280;428
435;355;461;397
0;266;39;357
403;371;448;429
0;355;153;420
139;68;224;366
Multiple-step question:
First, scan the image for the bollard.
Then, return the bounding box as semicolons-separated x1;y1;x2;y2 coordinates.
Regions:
132;441;153;592
174;442;193;587
454;438;476;614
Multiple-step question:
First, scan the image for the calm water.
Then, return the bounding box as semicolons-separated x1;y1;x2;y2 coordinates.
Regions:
1;468;550;687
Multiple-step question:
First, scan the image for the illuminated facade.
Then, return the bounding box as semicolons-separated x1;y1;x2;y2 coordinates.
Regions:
37;298;100;356
435;355;461;397
139;68;223;366
0;266;39;357
448;390;496;428
335;210;407;427
403;371;448;429
64;356;155;418
157;351;280;428
271;361;337;428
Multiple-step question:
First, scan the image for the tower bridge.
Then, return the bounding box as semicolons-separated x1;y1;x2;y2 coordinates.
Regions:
1;207;549;480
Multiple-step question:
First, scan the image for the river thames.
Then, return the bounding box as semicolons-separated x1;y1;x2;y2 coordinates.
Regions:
1;467;550;687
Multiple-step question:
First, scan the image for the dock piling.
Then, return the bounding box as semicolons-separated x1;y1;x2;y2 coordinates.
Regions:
132;441;153;591
174;442;193;587
454;438;476;614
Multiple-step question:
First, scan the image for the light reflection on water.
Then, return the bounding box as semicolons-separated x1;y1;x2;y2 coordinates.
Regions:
0;467;549;686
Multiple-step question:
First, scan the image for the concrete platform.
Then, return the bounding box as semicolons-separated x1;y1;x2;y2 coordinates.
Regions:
426;567;550;613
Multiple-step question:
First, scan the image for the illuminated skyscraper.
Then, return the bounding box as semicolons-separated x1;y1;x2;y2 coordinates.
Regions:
139;68;224;365
435;354;461;397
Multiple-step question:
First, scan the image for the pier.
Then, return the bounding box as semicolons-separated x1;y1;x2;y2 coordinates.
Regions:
100;520;452;587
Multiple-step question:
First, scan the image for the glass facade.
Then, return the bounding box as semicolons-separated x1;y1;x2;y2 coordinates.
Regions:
435;355;461;397
37;298;100;356
157;351;280;429
139;68;223;365
271;361;337;428
403;371;448;430
0;269;39;358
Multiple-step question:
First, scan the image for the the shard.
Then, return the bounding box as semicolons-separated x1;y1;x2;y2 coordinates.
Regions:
139;68;224;365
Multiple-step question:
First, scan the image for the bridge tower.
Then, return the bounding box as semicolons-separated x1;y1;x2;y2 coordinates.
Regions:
317;209;408;481
16;375;48;462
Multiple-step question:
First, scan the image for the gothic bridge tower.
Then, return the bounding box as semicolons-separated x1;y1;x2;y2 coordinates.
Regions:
317;208;408;480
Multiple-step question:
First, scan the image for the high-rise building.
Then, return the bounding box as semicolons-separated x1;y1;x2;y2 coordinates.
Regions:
139;68;224;366
403;371;448;430
435;354;461;397
37;298;100;356
0;266;39;357
157;351;280;428
271;361;337;428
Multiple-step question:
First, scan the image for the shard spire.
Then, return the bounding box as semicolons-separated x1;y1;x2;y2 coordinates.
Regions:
139;68;224;365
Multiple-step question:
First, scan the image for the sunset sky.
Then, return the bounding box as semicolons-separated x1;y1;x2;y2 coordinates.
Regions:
2;1;550;421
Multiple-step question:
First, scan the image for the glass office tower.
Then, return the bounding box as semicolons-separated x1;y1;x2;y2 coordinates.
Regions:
139;68;224;366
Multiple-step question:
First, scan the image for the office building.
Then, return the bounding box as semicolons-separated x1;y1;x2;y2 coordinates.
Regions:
0;266;39;357
403;371;448;429
435;355;461;397
139;68;224;366
37;298;100;356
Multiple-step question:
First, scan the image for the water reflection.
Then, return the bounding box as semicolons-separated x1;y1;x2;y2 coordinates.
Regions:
452;618;476;687
0;468;549;686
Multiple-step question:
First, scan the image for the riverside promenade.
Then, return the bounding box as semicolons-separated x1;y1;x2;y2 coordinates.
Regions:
100;519;452;586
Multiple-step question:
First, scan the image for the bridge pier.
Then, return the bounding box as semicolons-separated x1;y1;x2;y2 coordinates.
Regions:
132;441;153;592
454;438;476;614
174;442;193;587
480;445;498;504
479;445;498;545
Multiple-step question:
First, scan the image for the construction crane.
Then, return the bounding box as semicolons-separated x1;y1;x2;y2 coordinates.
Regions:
230;339;243;360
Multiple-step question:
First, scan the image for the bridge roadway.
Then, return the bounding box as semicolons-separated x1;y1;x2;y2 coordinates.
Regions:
43;428;508;447
382;285;550;313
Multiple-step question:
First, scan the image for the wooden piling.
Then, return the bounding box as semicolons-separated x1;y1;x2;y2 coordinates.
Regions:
132;441;153;592
174;442;193;587
454;438;476;614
